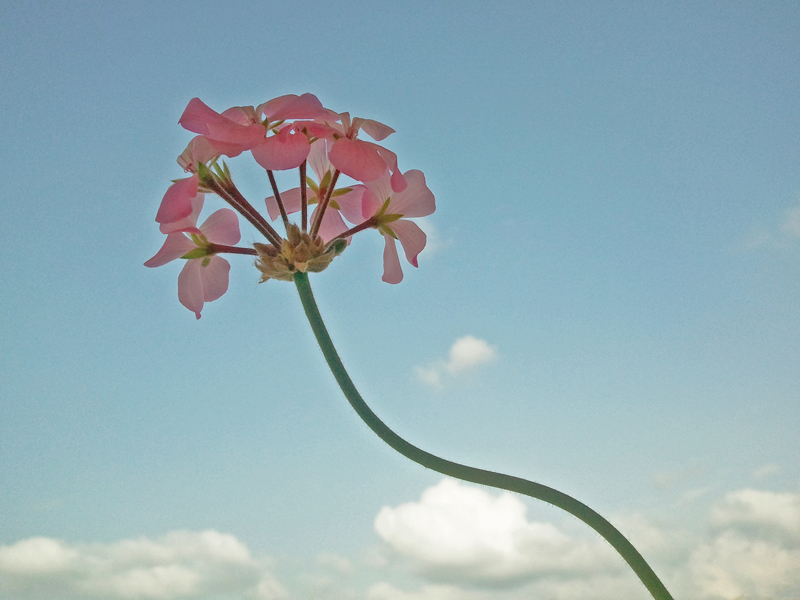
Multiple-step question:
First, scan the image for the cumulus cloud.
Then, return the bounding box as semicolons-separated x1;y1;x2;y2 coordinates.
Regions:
0;530;286;600
374;479;618;587
415;336;496;388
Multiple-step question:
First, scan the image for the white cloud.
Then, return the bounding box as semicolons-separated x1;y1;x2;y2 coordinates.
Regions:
711;488;800;539
0;530;286;600
415;336;496;388
445;337;496;374
688;531;800;599
374;479;618;586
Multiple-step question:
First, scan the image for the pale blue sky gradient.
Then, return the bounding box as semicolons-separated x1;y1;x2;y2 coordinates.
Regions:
1;2;799;599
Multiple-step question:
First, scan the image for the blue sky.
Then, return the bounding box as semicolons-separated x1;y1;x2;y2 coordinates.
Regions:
1;1;799;599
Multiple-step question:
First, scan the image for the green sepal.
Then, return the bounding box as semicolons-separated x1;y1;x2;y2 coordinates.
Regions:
181;248;209;260
318;170;333;192
378;224;398;240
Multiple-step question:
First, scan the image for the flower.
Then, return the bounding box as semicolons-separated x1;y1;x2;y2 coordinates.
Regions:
320;112;408;191
360;170;435;283
145;195;241;318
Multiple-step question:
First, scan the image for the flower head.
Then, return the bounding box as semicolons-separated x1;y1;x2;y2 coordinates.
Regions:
149;93;436;317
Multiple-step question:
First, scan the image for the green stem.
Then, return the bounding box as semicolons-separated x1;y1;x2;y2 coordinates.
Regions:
293;271;674;600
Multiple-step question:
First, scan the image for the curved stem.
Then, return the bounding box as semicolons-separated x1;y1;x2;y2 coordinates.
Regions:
293;271;674;600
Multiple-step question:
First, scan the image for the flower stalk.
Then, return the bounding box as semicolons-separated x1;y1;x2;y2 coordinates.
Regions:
293;270;675;600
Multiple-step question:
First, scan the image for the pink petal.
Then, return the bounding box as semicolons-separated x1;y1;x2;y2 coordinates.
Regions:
265;186;303;221
314;206;349;243
220;105;258;125
387;170;435;218
375;146;407;192
359;118;395;141
179;98;221;136
178;136;219;171
381;235;403;284
144;233;196;268
390;219;427;268
251;128;310;170
155;175;200;225
258;93;327;121
361;187;383;219
300;120;338;140
328;139;387;183
307;139;332;181
198;255;231;303
178;260;205;319
333;186;366;224
179;98;264;150
199;208;241;245
390;169;408;193
159;193;204;235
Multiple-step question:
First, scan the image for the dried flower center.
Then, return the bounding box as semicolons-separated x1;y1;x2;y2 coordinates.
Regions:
254;224;346;282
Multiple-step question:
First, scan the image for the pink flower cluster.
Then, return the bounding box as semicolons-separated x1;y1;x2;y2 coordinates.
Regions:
147;93;435;318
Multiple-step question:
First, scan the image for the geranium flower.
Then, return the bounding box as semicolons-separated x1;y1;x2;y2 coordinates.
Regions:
360;169;435;283
145;195;241;319
321;112;408;191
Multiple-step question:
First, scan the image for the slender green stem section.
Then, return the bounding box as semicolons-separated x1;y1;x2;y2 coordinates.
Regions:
293;271;674;600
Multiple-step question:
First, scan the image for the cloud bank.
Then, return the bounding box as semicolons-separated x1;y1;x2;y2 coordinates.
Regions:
4;485;800;600
373;480;800;600
0;530;285;600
